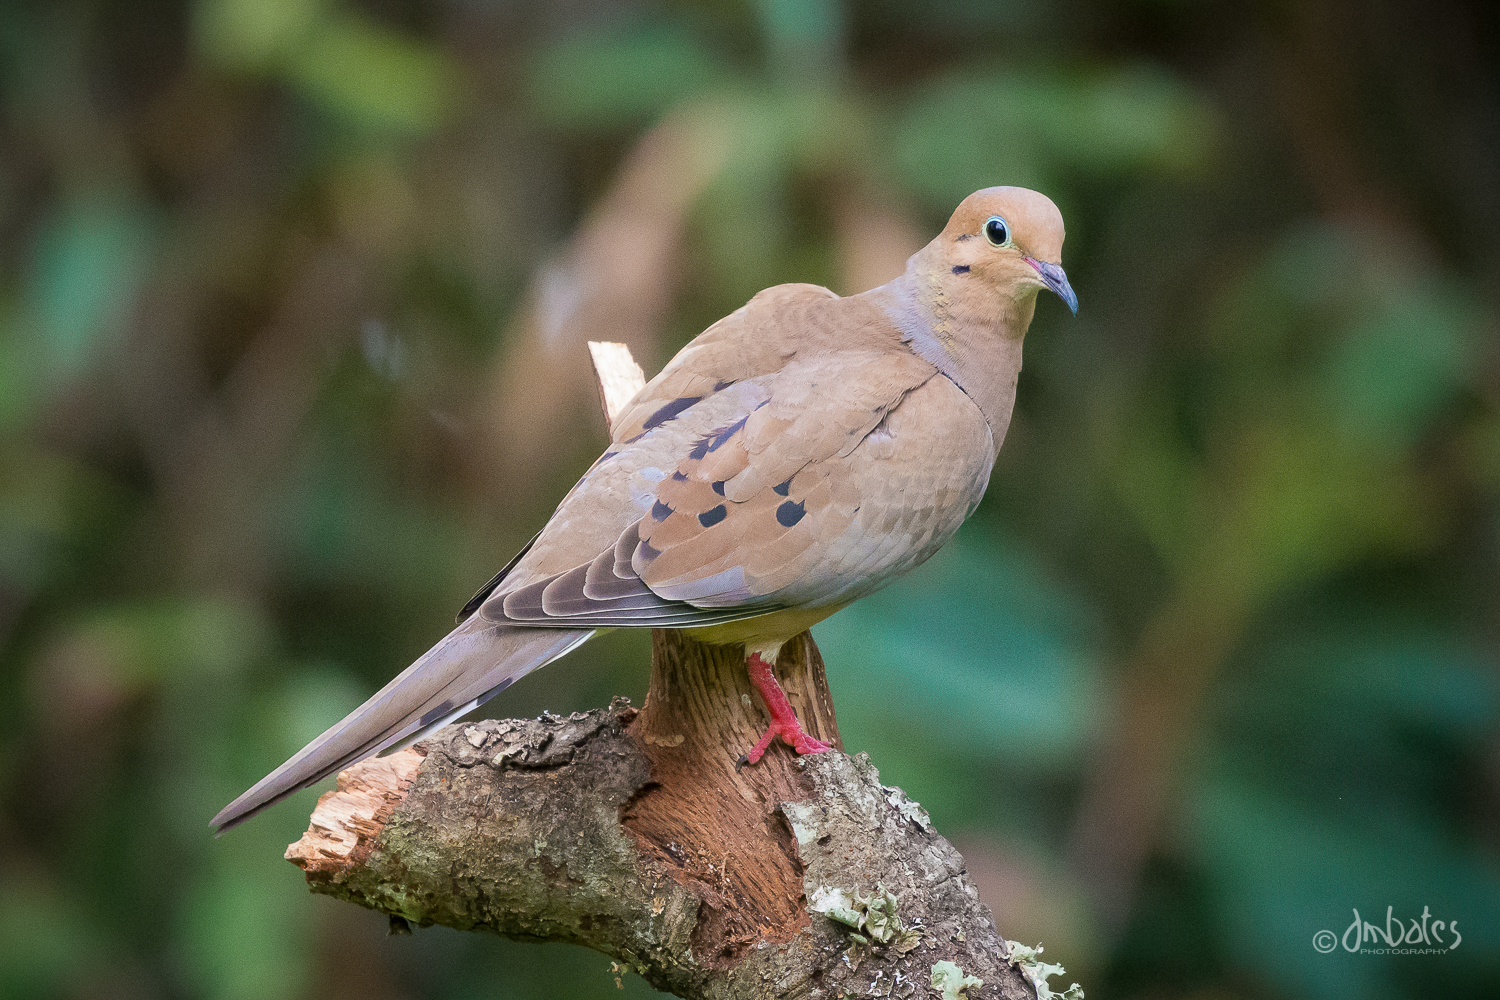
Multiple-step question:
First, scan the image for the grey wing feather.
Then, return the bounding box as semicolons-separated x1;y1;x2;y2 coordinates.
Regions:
484;518;780;629
584;548;645;600
210;618;591;833
456;531;541;623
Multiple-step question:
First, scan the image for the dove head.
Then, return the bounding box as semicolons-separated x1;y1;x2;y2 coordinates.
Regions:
877;186;1074;449
939;186;1077;315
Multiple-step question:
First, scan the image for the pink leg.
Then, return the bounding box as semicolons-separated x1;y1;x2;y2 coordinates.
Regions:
742;652;835;764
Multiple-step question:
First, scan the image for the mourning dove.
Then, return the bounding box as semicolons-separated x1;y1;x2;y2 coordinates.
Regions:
212;186;1076;831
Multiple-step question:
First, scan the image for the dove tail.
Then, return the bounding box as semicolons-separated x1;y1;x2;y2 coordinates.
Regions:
210;619;594;833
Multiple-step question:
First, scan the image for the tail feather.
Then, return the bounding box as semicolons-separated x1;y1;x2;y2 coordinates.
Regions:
211;619;594;833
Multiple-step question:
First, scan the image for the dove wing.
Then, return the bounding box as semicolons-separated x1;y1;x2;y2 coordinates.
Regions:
478;285;995;628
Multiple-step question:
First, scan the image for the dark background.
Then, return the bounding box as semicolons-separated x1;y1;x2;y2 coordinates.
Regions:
2;1;1497;998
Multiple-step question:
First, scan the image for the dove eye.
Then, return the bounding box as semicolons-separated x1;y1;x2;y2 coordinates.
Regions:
984;216;1011;247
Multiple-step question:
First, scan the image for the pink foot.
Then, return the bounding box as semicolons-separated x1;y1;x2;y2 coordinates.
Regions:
741;652;835;765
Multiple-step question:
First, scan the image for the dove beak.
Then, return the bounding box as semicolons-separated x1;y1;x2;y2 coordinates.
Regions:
1026;258;1079;315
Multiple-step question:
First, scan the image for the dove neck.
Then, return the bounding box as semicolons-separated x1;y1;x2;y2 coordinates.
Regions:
877;257;1032;452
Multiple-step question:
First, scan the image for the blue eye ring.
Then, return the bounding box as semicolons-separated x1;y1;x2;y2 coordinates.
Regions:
984;215;1011;247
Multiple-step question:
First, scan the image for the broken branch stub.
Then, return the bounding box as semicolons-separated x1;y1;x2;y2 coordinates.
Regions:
588;340;647;433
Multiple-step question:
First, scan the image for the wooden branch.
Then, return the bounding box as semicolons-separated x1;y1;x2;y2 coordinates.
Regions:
288;630;1038;999
286;343;1055;999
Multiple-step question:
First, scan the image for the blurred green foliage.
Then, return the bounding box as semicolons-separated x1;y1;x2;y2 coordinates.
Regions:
1;2;1497;999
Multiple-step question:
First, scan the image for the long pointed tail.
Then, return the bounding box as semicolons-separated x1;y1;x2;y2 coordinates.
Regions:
210;619;593;833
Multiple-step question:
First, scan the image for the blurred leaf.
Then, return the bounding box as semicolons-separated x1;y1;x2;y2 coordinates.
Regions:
1111;404;1205;571
1208;222;1482;443
271;431;466;595
0;443;125;591
690;87;870;297
261;660;365;755
894;65;1218;210
26;191;156;376
1208;417;1434;599
863;0;1036;37
1327;279;1481;450
1220;618;1500;799
197;0;454;134
183;837;316;1000
1202;223;1369;412
817;525;1102;767
194;0;328;70
290;16;456;135
1115;224;1464;593
0;299;30;429
528;24;732;130
756;0;846;81
0;870;104;997
1114;406;1437;598
44;598;273;693
1458;414;1500;491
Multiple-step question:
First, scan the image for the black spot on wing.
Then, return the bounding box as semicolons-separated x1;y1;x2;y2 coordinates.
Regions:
637;539;661;562
713;379;735;391
951;264;970;274
776;500;806;528
712;480;725;496
671;470;688;482
643;396;701;430
688;438;711;460
651;500;672;521
698;504;727;527
772;478;792;496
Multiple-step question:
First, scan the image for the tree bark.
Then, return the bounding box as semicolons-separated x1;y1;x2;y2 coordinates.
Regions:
287;629;1044;1000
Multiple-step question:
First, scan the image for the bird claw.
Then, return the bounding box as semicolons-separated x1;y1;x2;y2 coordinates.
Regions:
789;733;835;755
743;722;832;765
740;651;835;765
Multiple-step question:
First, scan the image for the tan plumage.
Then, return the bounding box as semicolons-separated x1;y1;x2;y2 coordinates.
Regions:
213;186;1075;831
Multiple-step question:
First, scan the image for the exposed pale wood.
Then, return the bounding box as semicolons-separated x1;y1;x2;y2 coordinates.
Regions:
285;747;425;874
587;340;647;432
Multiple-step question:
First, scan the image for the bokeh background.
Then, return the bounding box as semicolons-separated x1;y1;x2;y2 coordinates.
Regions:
2;0;1498;998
